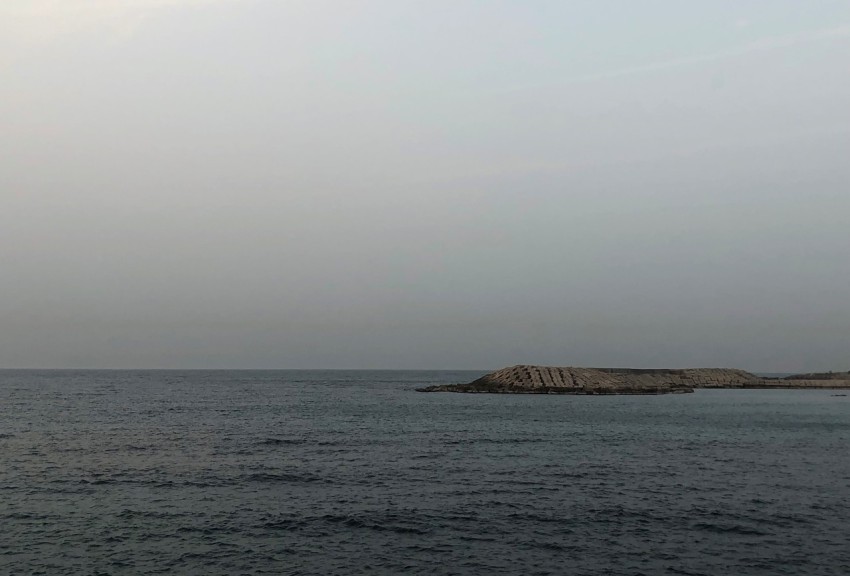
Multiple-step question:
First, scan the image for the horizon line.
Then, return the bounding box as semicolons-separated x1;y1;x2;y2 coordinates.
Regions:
0;366;807;373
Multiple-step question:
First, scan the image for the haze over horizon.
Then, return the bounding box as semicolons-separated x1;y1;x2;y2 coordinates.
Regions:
2;1;849;371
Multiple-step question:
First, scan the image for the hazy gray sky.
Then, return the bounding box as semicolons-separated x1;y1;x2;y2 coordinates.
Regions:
2;1;849;370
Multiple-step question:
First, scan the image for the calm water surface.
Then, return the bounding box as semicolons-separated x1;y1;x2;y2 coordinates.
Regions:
1;370;848;575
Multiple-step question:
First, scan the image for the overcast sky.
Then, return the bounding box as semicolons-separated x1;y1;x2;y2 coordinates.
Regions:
1;1;849;370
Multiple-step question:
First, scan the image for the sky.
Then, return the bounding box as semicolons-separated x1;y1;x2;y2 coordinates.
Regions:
1;1;849;371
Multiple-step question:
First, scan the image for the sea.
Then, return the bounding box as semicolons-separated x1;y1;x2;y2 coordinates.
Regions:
1;369;848;575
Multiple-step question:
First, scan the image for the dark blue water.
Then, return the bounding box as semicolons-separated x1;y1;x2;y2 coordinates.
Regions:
2;370;849;575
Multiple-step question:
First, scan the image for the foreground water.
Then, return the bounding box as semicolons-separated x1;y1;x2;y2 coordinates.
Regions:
1;370;848;575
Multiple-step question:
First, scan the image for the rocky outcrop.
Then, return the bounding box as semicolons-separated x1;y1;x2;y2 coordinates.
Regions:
417;365;705;394
600;367;762;389
417;365;850;394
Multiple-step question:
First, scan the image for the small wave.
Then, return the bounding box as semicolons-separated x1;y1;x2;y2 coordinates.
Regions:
257;512;430;536
411;452;444;460
443;437;546;446
164;551;210;567
692;522;769;536
256;437;303;446
103;535;128;544
459;535;497;542
243;472;324;484
527;541;571;551
73;476;182;488
260;518;308;531
741;511;815;529
322;513;430;535
506;512;571;524
117;509;180;520
489;469;590;481
176;526;219;535
4;512;59;520
181;480;225;488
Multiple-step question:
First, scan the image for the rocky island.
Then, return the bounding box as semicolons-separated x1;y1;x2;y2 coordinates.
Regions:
416;365;850;394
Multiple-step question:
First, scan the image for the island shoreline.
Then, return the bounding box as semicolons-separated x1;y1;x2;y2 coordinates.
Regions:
416;365;850;394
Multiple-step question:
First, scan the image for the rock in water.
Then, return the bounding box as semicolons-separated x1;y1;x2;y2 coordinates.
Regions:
416;365;764;394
